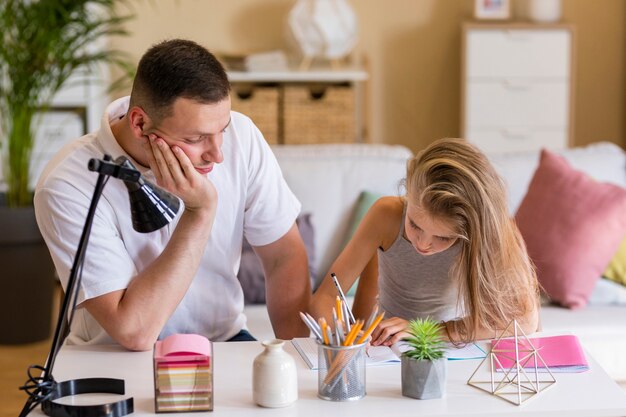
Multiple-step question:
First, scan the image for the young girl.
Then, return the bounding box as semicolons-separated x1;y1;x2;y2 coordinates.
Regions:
310;138;539;345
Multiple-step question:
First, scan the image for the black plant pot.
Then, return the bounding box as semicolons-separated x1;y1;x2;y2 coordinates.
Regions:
0;198;55;344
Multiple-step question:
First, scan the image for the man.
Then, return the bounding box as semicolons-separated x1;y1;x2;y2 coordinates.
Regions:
34;39;310;351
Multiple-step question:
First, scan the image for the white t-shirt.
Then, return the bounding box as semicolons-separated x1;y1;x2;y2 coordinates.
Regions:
34;97;301;344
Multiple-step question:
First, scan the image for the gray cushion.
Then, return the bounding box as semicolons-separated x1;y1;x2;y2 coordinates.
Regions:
237;214;316;304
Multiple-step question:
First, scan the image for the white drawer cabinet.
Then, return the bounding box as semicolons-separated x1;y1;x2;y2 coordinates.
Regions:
461;24;575;153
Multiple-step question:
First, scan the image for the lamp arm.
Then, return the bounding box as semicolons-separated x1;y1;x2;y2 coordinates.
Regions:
44;172;108;378
18;171;108;417
17;153;182;416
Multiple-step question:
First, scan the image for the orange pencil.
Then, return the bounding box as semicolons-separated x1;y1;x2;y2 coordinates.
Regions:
356;313;385;345
343;320;363;346
319;318;330;345
335;296;343;323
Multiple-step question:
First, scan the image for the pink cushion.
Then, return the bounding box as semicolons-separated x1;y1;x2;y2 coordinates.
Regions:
515;149;626;309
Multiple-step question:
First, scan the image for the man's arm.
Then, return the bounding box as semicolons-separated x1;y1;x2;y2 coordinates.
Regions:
83;137;217;351
254;223;311;339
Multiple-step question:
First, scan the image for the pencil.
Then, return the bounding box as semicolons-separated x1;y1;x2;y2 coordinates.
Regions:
325;326;333;347
342;300;351;333
336;319;345;344
356;312;385;345
335;296;343;323
305;312;321;334
299;311;322;340
320;318;330;345
331;273;356;324
365;304;379;330
344;320;363;346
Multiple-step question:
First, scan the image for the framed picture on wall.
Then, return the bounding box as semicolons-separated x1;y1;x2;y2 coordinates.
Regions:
0;106;88;191
30;106;88;188
474;0;511;20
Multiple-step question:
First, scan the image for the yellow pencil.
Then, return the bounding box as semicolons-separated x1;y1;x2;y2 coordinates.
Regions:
343;320;363;346
342;320;358;346
320;318;330;345
335;296;343;323
356;313;385;345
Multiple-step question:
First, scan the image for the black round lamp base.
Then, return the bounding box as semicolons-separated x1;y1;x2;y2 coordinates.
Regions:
41;378;133;417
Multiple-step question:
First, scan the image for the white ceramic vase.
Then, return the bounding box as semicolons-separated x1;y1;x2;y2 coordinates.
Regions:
253;339;298;408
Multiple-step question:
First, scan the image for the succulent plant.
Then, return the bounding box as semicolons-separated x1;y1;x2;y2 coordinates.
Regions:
402;317;446;361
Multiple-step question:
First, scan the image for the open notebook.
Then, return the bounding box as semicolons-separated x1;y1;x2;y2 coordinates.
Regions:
292;337;486;370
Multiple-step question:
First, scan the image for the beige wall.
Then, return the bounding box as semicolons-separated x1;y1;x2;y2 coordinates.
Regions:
112;0;625;152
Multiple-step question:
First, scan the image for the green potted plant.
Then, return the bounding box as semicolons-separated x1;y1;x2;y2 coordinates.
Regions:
0;0;132;343
401;317;447;399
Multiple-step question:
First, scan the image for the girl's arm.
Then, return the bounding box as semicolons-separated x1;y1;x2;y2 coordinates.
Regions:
443;297;540;342
309;197;403;325
351;254;379;321
371;301;540;347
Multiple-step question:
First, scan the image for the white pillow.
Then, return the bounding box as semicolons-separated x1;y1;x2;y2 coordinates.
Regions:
588;278;626;306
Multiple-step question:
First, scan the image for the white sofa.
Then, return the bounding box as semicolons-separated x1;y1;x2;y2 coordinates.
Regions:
244;142;626;381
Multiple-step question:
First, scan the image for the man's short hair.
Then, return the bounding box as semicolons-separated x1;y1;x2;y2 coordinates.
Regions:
130;39;230;122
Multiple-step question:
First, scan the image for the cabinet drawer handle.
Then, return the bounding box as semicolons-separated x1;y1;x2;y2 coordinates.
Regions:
502;80;531;91
501;129;530;139
505;30;531;42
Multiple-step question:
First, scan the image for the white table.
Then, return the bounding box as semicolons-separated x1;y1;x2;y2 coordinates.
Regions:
31;341;626;417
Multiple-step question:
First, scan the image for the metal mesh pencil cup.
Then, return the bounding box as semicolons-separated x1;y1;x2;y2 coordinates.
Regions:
317;340;367;401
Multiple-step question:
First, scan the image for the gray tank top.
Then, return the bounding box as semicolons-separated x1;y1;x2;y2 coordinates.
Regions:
377;203;462;322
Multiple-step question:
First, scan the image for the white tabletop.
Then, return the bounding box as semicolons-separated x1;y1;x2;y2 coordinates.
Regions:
31;341;626;417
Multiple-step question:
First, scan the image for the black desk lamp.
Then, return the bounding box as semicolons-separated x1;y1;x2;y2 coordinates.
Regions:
19;155;180;417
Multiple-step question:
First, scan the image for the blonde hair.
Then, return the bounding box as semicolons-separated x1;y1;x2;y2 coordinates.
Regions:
405;138;538;343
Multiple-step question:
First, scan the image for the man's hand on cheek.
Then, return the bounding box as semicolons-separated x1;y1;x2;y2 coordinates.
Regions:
142;134;217;214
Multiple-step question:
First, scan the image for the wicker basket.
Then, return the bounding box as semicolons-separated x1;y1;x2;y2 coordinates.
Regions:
231;85;279;144
283;85;355;144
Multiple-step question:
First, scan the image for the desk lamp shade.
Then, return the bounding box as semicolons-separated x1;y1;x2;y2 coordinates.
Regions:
19;155;180;417
118;158;180;233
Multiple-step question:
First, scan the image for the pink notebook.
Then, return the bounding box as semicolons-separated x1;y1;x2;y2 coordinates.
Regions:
153;334;213;412
154;333;212;364
492;334;589;373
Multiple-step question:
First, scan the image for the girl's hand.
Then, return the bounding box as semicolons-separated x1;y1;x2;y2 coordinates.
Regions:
370;317;409;346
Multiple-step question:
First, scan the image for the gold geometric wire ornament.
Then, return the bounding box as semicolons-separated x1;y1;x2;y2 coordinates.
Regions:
467;319;557;406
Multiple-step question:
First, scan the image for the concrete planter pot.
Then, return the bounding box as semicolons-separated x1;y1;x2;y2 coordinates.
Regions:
401;355;447;399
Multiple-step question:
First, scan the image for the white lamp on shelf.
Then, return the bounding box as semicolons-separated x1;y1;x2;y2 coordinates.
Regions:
287;0;358;70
